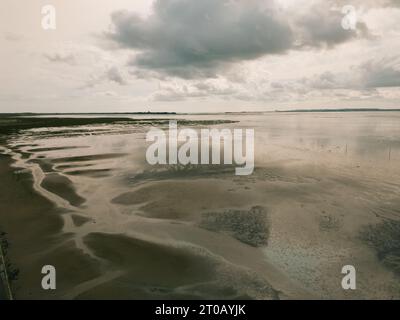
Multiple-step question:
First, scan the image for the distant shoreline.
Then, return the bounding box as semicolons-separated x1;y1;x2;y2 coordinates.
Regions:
1;108;400;116
0;112;177;117
275;108;400;113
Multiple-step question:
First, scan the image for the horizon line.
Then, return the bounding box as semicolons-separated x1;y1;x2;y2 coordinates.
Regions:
1;108;400;115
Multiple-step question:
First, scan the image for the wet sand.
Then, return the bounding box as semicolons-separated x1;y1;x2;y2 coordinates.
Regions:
0;113;399;299
0;155;101;299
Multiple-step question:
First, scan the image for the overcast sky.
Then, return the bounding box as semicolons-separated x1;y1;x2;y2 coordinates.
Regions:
1;0;399;113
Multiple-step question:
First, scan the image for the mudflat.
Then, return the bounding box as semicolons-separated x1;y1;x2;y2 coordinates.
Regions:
0;113;399;299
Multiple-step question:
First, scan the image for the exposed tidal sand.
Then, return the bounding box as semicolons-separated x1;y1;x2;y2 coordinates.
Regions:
0;155;102;299
0;112;400;299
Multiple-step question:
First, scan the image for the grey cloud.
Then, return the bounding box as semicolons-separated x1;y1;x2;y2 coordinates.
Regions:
361;59;400;88
107;0;294;79
44;53;76;65
303;71;349;90
94;91;118;97
153;55;400;102
153;80;239;101
293;57;400;91
83;66;128;88
388;0;400;6
3;32;24;42
363;0;400;7
106;66;127;85
106;0;370;79
328;0;400;8
294;4;369;49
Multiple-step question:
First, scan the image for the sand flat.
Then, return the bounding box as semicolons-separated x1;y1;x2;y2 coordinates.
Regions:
0;113;399;299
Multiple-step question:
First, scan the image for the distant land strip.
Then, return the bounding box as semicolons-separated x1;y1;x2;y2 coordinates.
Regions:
275;108;400;112
1;109;400;117
0;112;177;117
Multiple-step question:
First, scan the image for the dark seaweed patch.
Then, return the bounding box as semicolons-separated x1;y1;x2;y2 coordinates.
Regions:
360;219;400;276
199;206;270;247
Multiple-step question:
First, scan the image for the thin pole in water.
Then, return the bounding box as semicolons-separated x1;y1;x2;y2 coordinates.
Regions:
0;242;13;300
